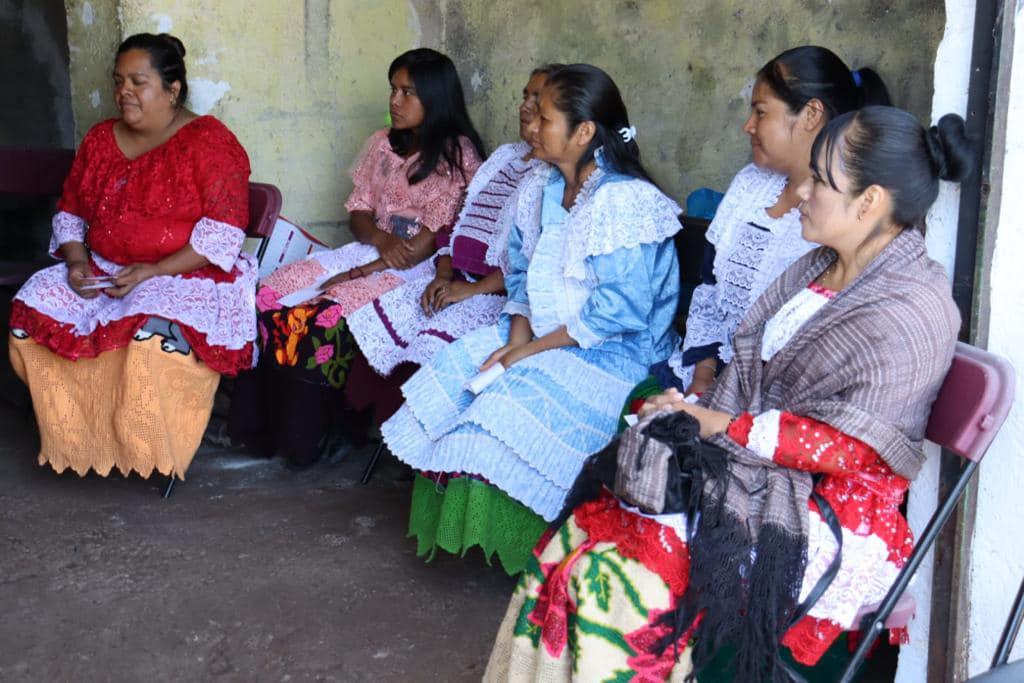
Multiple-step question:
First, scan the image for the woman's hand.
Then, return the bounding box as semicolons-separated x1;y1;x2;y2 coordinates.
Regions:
420;274;453;315
638;388;733;438
104;263;163;298
479;314;536;369
381;229;437;271
685;375;714;397
66;261;100;299
320;270;354;290
380;240;416;270
423;279;475;316
480;342;530;371
373;231;402;254
638;388;688;417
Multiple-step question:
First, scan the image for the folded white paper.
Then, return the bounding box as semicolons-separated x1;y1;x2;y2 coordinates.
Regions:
466;363;505;394
277;276;333;307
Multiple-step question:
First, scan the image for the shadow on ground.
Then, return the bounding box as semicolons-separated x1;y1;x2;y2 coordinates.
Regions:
0;401;516;682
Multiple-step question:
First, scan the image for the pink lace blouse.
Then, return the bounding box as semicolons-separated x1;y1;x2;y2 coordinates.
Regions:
344;130;482;234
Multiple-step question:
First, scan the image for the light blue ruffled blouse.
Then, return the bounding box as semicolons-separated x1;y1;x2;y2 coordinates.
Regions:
502;168;679;369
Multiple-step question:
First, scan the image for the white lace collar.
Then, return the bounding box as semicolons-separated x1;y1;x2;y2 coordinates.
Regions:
516;158;681;280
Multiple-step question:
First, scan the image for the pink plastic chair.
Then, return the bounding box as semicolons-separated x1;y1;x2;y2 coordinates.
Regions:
839;342;1016;682
246;182;283;241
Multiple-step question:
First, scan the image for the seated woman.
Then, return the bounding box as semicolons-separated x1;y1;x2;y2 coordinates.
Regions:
654;46;890;398
229;48;484;467
346;65;557;379
9;33;254;482
484;107;971;681
381;64;681;575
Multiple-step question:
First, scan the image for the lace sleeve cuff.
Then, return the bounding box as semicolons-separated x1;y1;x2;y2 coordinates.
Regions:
566;314;603;350
745;409;782;460
190;217;245;271
502;300;530;318
49;211;86;257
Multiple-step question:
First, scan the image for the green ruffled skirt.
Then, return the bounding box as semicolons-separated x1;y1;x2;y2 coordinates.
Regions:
408;473;548;576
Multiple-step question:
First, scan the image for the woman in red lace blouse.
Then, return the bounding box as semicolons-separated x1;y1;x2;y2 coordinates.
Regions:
9;33;254;482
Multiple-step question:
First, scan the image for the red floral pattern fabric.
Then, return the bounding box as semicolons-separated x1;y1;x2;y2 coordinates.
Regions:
729;411;913;664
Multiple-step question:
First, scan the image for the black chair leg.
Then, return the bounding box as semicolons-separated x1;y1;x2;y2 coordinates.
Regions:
360;441;386;485
162;475;175;499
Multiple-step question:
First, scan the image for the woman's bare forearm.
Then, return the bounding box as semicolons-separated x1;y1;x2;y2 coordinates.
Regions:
59;241;89;265
467;270;505;295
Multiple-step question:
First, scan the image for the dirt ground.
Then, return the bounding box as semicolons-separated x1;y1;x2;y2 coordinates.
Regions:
0;401;517;682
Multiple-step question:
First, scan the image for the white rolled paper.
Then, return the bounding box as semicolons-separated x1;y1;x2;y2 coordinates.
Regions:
466;363;506;394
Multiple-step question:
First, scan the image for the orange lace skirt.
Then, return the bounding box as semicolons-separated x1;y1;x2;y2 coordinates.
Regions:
9;332;218;480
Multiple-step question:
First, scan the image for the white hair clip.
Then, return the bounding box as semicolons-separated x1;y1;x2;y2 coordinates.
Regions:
619;126;637;143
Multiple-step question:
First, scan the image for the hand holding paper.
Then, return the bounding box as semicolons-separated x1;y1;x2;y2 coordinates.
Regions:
466;363;505;394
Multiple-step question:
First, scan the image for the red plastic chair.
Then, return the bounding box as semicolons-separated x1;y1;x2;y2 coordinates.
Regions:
839;342;1016;682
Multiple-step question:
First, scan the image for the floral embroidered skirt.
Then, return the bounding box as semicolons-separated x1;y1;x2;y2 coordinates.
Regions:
230;243;435;465
485;491;869;683
229;296;361;466
484;492;695;682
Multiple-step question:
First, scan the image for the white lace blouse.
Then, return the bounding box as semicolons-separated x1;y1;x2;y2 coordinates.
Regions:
667;163;814;386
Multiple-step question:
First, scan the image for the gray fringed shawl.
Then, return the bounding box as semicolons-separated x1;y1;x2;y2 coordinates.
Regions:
702;227;960;479
681;228;959;680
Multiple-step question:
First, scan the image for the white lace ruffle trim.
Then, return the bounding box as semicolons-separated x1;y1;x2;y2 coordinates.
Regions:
15;251;258;350
566;313;603;349
190;217;247;271
485;183;524;275
451;141;537;273
761;287;831;361
516;164;682;281
746;409;782;460
346;271;507;376
459;142;530;213
502;300;530;318
800;508;903;628
49;211;87;256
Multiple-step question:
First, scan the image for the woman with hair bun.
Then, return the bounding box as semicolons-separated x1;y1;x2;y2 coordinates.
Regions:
381;64;681;575
486;106;972;681
655;45;890;398
9;33;254;483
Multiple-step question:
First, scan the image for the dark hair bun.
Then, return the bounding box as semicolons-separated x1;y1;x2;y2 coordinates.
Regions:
926;113;973;182
160;33;186;59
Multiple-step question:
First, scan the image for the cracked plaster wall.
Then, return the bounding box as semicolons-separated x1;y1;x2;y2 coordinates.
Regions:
443;0;945;204
63;0;440;244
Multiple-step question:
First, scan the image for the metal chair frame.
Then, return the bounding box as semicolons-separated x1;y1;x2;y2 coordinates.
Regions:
163;181;282;499
838;342;1016;682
